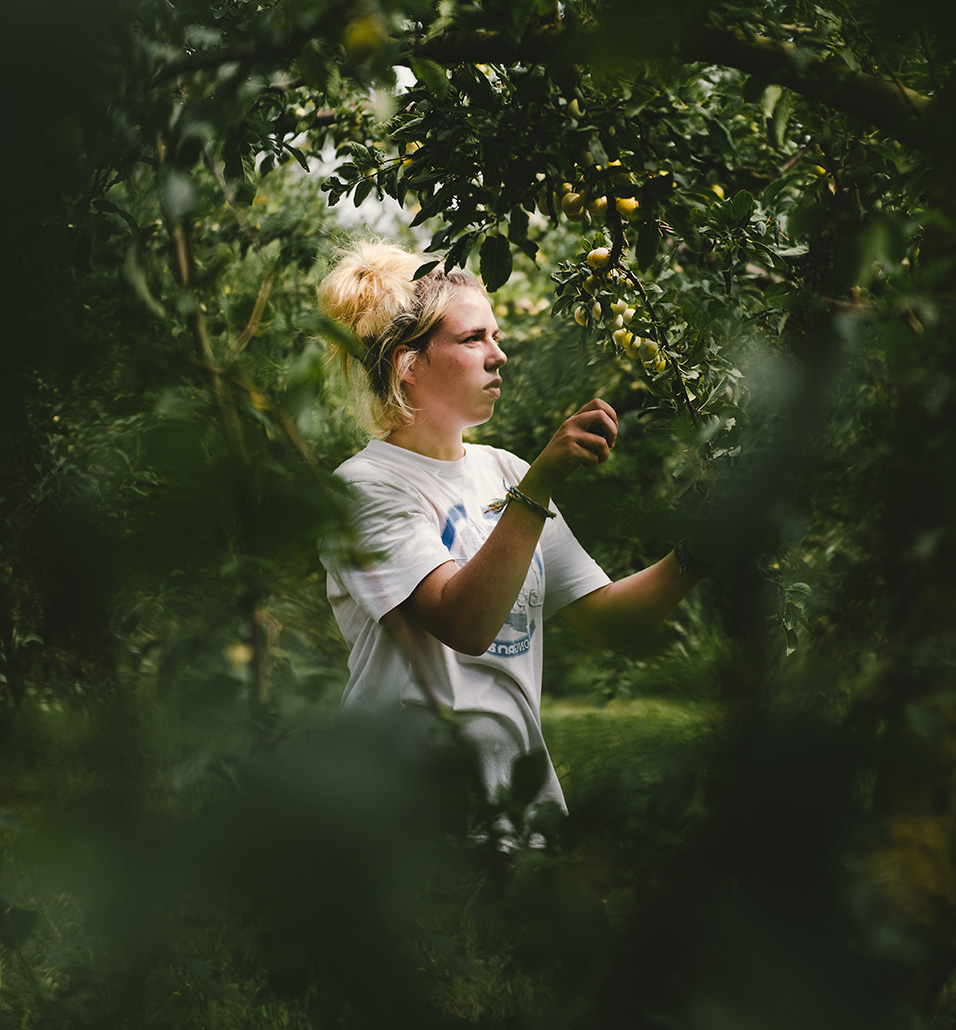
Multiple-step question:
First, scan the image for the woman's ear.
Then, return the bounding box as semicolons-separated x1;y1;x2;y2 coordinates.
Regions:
392;344;417;385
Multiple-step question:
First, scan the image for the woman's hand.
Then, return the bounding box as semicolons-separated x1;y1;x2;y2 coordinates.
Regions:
522;398;619;501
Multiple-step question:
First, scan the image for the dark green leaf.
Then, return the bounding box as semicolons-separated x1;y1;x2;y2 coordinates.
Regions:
410;56;449;96
413;260;441;280
731;190;755;221
353;177;374;207
284;143;310;172
635;219;659;271
479;235;512;292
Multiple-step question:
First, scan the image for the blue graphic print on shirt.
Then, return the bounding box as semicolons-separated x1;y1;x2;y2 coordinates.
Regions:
439;501;543;660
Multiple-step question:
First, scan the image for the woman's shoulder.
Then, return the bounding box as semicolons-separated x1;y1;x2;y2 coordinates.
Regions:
334;440;404;483
465;442;529;475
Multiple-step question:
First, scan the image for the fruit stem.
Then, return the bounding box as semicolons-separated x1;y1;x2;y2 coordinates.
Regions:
623;267;699;426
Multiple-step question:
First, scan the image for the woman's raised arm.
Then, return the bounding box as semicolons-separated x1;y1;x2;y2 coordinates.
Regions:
404;399;619;655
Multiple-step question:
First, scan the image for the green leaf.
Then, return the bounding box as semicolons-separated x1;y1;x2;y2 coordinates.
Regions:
123;241;166;319
283;143;310;172
353;177;374;207
731;190;755;221
445;233;476;272
479;235;512;292
589;135;610;167
635;219;659;271
760;83;783;119
741;74;767;103
410;56;449;96
508;207;529;245
413;260;440;280
770;89;793;148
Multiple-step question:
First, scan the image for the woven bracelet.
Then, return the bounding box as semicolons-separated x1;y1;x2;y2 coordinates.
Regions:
485;486;556;521
674;537;713;578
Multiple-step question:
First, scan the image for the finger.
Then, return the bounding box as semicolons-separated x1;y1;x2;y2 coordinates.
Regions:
571;409;618;446
575;397;619;426
570;443;601;467
573;435;611;466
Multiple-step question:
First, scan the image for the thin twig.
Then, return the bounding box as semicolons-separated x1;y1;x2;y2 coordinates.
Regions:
206;363;321;477
227;271;276;362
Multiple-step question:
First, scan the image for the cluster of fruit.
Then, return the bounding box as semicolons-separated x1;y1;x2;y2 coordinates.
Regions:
536;159;641;226
569;247;668;373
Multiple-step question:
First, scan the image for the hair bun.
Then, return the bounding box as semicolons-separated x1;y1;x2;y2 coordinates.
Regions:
317;240;423;343
315;238;483;436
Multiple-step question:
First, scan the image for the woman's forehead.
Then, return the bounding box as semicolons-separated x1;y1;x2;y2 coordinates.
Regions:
438;288;496;332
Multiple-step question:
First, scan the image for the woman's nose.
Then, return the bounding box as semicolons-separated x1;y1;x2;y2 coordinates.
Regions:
488;339;507;367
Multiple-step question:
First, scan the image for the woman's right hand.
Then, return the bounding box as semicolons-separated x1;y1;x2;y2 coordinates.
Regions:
522;398;619;500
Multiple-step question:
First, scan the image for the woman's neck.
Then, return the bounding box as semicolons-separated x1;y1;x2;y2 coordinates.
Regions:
384;422;465;461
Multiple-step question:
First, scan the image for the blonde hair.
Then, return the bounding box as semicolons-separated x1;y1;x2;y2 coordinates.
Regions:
317;241;484;435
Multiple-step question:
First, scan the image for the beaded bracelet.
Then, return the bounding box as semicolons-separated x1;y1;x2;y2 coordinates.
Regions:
485;486;556;521
674;536;713;578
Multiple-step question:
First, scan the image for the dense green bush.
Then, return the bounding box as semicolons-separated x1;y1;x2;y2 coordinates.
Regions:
2;0;955;1026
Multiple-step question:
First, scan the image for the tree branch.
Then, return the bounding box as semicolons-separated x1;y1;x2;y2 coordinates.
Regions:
677;24;936;152
153;14;939;154
411;21;938;152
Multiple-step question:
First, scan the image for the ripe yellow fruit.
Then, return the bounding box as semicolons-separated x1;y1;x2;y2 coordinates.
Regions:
610;313;624;330
638;340;659;363
623;335;641;359
568;98;584;119
607;159;631;186
615;196;639;219
591;301;603;321
343;15;387;61
610;299;628;315
623;307;636;324
654;357;668;373
587;247;611;269
574;306;588;326
711;183;725;199
588;195;608;216
613;328;634;350
582;275;598;295
561;192;585;218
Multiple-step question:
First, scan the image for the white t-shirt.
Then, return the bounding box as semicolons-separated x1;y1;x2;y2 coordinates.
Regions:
322;439;610;814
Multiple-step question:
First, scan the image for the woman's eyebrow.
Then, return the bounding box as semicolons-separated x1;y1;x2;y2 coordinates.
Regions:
457;325;499;338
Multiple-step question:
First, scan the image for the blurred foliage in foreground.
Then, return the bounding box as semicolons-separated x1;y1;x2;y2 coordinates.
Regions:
2;0;956;1026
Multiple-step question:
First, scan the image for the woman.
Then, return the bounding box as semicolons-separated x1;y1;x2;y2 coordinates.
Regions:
318;240;701;841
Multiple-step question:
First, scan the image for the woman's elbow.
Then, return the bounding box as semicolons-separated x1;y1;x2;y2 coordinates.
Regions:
421;618;494;656
449;627;495;656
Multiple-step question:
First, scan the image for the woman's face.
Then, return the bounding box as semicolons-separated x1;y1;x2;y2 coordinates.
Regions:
404;289;507;434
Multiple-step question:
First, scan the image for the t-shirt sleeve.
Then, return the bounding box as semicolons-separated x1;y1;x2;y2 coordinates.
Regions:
539;505;611;620
322;477;454;624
